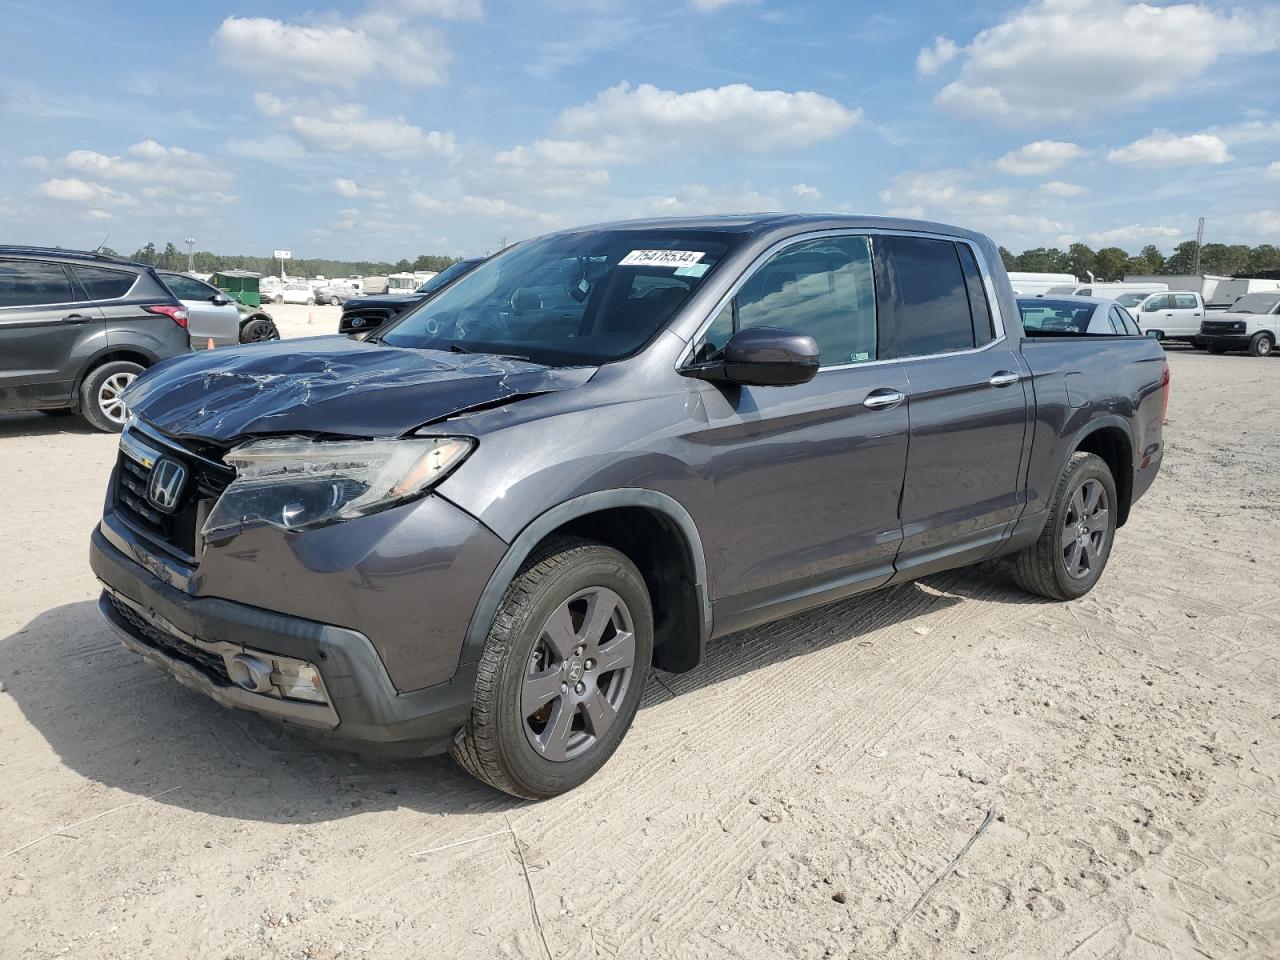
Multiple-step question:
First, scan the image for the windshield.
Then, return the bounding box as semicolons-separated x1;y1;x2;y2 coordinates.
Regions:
380;230;737;365
415;259;475;294
1229;293;1280;314
1115;292;1148;307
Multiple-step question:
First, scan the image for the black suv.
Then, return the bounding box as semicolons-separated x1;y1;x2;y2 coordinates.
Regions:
339;257;484;335
0;247;191;431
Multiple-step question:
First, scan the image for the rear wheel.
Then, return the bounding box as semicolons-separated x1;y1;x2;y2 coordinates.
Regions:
1010;452;1117;601
451;537;653;799
1249;332;1274;357
1147;329;1165;341
80;360;143;433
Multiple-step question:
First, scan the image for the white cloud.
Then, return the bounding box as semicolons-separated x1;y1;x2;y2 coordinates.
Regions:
1076;224;1182;246
214;14;451;88
640;183;783;217
1040;180;1086;197
1231;210;1280;238
916;36;957;76
994;140;1085;175
36;178;136;207
691;0;748;9
64;140;232;193
1211;119;1280;145
377;0;482;19
880;170;1014;215
86;209;112;221
254;96;458;157
227;134;307;163
1107;130;1231;167
558;82;862;153
333;177;384;198
410;192;552;223
21;155;48;170
1268;161;1280;180
932;0;1280;123
791;183;822;200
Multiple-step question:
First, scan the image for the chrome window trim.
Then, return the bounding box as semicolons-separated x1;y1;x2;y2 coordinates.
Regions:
676;227;1009;372
0;258;141;311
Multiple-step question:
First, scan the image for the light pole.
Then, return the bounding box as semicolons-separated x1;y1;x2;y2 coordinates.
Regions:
185;237;196;273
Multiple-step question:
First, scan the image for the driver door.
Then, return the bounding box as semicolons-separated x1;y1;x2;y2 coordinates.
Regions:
677;235;911;633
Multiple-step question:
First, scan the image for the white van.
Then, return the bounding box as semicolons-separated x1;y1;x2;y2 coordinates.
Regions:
1131;291;1205;342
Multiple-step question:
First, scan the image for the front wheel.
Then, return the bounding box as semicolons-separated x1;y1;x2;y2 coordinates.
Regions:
240;317;280;343
1009;451;1118;601
1249;332;1274;357
451;537;653;799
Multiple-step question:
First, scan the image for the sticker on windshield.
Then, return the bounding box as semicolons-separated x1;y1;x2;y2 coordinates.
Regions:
619;250;705;269
674;263;709;278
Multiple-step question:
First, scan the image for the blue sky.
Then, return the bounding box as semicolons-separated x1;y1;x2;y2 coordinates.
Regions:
1;0;1278;261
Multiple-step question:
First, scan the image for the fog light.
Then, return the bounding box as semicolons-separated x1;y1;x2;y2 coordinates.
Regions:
227;654;274;693
273;661;327;704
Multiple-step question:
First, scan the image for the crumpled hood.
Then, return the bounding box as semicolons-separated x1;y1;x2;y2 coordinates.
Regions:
124;336;595;443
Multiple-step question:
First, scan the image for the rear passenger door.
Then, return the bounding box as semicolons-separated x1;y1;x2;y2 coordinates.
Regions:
0;258;106;410
875;235;1029;580
1166;292;1202;337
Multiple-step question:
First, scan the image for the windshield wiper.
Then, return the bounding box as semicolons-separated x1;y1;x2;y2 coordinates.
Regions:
448;343;533;362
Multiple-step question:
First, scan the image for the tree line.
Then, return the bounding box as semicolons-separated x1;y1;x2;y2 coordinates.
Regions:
999;240;1280;280
102;241;458;278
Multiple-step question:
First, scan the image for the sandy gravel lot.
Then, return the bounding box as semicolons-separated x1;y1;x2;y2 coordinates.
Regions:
1;343;1277;959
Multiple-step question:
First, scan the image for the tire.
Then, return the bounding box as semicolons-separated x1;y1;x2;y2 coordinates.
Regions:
1147;329;1165;341
1009;451;1118;601
305;297;315;306
451;536;653;799
271;294;283;304
240;317;280;343
80;360;144;433
1249;332;1274;358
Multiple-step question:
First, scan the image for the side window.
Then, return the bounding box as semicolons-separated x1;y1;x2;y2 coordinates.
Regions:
0;259;76;307
956;244;995;346
1107;307;1126;334
1173;293;1197;309
879;235;974;357
1117;307;1141;335
163;274;210;300
696;236;877;366
72;265;136;301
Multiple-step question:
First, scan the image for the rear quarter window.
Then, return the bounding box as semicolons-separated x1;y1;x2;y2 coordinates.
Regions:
72;265;137;301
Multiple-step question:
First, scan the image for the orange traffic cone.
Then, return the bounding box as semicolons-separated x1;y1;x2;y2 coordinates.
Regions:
308;312;314;325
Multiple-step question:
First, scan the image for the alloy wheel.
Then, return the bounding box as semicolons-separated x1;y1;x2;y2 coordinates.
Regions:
1061;478;1109;579
521;587;636;762
97;371;136;426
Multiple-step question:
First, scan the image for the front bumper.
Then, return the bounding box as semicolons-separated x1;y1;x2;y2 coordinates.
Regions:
90;527;478;755
1199;334;1251;350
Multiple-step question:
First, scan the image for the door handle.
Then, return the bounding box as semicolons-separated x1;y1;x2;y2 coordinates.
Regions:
63;313;94;324
1164;312;1174;317
988;371;1021;387
863;388;905;410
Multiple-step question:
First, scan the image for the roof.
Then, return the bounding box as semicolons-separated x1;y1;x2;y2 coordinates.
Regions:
553;213;994;245
0;244;151;269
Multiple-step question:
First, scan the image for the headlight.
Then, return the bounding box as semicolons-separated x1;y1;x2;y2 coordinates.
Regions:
203;436;474;539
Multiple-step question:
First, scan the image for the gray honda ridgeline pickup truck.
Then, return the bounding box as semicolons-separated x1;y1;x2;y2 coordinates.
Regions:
91;215;1168;798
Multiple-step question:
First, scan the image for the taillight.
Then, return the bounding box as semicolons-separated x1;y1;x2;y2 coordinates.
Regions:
145;304;188;328
1159;358;1171;424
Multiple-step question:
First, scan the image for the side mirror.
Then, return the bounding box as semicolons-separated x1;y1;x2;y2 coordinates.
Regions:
211;294;230;306
681;326;820;387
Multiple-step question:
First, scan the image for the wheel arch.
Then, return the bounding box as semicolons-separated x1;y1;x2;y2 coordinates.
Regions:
1068;417;1135;527
461;490;711;676
73;346;160;404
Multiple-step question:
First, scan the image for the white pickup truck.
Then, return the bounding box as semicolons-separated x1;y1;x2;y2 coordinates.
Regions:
1131;291;1205;343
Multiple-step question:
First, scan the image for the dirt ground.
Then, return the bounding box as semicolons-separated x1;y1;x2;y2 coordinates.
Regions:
1;344;1277;960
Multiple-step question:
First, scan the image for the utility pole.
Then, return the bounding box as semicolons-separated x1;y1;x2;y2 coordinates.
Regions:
185;237;196;273
1191;217;1205;275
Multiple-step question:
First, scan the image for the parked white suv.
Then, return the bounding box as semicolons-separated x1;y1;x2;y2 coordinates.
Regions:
1198;293;1280;357
1132;291;1205;343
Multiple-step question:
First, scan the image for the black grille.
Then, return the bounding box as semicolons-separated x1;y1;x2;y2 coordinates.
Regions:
113;428;234;561
109;594;231;686
1201;320;1245;335
339;307;396;333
